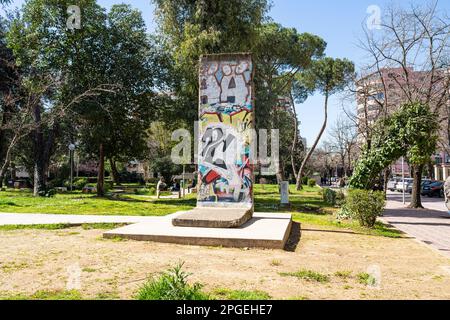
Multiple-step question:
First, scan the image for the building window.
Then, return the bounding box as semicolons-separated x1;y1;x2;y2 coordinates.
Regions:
227;96;236;104
201;95;208;105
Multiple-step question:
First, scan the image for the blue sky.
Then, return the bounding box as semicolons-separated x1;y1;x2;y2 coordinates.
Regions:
3;0;450;145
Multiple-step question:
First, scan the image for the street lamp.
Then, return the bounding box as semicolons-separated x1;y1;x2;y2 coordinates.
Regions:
69;144;76;191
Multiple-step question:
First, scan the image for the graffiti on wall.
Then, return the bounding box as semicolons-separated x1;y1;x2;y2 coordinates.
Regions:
198;54;254;208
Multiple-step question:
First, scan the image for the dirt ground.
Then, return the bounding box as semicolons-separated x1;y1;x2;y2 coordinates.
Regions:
1;223;450;300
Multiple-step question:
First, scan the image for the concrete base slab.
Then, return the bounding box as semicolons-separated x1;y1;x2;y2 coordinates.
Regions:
104;212;293;249
172;207;253;228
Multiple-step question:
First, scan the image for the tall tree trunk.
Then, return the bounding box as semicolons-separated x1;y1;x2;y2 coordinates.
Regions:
32;103;46;197
109;158;120;186
383;167;391;199
290;90;299;180
97;144;105;197
409;164;424;209
296;92;329;190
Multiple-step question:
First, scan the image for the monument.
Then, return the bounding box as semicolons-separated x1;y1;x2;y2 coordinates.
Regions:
172;53;255;228
104;53;293;249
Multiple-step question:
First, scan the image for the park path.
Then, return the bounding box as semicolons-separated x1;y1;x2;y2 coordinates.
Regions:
0;213;170;226
381;191;450;258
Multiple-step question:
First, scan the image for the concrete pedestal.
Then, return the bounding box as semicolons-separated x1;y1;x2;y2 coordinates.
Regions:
172;207;253;228
103;212;293;249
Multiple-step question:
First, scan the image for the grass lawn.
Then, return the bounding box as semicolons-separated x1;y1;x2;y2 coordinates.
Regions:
1;185;449;300
0;184;401;238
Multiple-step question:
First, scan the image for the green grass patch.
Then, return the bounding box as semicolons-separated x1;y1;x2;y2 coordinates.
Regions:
334;271;352;279
0;290;83;300
212;288;271;300
0;185;400;238
357;272;377;286
136;263;209;300
0;224;73;231
279;269;330;283
0;223;125;231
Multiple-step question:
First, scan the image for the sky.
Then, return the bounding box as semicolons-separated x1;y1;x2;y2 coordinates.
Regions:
2;0;450;146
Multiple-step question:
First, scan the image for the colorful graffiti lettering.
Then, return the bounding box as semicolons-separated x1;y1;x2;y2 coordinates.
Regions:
198;54;254;208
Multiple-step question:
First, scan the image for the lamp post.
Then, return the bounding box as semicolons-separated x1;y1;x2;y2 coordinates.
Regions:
69;144;76;191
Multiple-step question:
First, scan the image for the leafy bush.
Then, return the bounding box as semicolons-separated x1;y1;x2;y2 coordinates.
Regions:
136;263;209;300
322;188;337;206
344;189;386;228
335;189;346;206
134;187;156;195
307;179;316;187
73;178;89;190
301;176;309;185
38;189;57;198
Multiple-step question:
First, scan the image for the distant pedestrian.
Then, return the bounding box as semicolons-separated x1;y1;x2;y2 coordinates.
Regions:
156;177;166;199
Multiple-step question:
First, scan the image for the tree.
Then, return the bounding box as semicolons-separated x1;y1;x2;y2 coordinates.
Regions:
326;116;358;177
153;0;270;125
6;0;110;195
295;57;355;190
253;23;325;182
66;4;159;196
349;102;438;208
357;1;450;207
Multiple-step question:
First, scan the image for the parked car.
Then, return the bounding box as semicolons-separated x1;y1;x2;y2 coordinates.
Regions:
396;178;413;192
407;179;432;194
420;180;434;195
422;181;444;198
387;178;401;191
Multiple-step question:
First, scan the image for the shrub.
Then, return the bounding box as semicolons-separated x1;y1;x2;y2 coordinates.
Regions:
73;178;89;190
322;188;337;206
301;176;309;185
307;179;316;187
136;263;209;300
344;189;386;228
335;189;346;206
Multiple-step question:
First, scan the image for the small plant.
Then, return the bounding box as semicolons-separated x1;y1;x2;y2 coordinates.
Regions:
345;189;386;228
136;262;209;300
357;272;376;286
279;269;330;283
322;188;337;206
213;288;271;300
307;179;316;187
302;176;309;185
334;271;352;279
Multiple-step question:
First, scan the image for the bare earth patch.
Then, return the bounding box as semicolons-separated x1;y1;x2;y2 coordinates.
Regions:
1;224;450;300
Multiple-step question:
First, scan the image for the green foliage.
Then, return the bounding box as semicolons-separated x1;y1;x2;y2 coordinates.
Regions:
136;262;209;300
357;273;377;286
299;57;355;95
73;178;89;190
307;179;316;187
302;176;309;185
279;269;330;283
213;288;271;300
322;188;337;206
344;189;386;228
350;102;438;189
